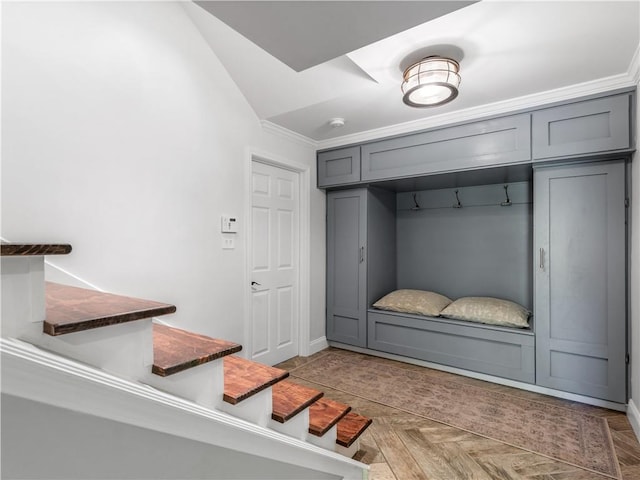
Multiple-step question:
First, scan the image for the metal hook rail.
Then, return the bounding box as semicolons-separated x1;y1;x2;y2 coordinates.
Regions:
501;184;512;206
453;189;462;208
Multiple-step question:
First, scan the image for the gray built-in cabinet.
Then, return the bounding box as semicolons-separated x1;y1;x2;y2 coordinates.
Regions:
361;114;531;181
317;146;361;188
326;188;396;346
534;161;627;402
317;91;633;188
532;94;631;161
320;89;634;405
366;182;536;384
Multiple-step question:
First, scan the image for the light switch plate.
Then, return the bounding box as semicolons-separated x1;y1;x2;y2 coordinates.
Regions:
221;215;238;233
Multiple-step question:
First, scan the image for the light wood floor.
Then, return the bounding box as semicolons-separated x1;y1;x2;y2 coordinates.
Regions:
276;348;640;480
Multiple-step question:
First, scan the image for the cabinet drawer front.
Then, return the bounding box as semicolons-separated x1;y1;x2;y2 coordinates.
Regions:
532;94;631;160
317;146;361;187
361;114;531;181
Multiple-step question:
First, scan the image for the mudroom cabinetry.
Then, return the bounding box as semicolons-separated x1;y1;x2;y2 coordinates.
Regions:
534;161;627;402
317;146;361;187
360;114;531;181
532;94;632;161
326;188;396;347
320;88;633;406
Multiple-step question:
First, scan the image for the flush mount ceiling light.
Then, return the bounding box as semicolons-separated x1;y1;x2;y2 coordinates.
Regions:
401;56;461;108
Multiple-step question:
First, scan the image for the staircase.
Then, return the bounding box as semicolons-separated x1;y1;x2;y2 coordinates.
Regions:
0;243;371;479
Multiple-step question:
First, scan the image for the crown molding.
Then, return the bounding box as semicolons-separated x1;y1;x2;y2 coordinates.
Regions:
261;120;318;149
316;74;637;151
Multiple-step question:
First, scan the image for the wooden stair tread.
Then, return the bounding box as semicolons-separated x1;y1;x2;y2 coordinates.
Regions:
44;282;176;336
152;324;242;377
336;412;373;448
271;380;324;423
1;243;72;256
308;397;351;437
224;355;289;405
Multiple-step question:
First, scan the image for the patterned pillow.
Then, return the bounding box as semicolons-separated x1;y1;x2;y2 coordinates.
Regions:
373;289;452;317
440;297;530;328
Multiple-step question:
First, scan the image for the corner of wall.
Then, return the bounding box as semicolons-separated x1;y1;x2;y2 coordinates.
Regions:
629;44;640;86
630;76;640;444
628;399;640;441
308;336;329;356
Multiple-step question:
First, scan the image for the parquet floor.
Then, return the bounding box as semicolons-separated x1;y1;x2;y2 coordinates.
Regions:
276;348;640;480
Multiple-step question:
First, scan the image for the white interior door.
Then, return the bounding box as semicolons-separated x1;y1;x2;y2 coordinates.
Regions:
250;160;300;365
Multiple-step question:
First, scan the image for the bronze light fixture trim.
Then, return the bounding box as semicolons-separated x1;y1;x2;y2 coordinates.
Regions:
401;56;461;108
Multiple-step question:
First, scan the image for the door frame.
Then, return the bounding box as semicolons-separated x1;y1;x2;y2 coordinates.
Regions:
244;147;311;361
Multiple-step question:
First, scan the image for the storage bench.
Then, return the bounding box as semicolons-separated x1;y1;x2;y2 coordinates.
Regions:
367;309;535;383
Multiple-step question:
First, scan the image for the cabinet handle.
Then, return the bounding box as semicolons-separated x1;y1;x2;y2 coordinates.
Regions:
359;246;364;263
539;248;545;270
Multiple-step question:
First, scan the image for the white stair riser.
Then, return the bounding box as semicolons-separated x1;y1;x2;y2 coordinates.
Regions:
20;319;153;381
336;440;360;459
143;360;224;409
268;409;310;440
221;388;272;427
308;424;337;450
1;256;46;336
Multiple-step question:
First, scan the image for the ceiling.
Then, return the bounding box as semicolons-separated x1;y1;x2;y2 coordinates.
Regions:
184;1;640;146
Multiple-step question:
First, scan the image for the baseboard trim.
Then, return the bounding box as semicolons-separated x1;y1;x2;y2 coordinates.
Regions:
329;342;627;412
308;336;329;356
628;399;640;441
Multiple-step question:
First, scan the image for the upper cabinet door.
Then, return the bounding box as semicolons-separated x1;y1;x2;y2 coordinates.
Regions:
532;94;632;161
534;161;627;403
361;114;531;181
317;146;361;188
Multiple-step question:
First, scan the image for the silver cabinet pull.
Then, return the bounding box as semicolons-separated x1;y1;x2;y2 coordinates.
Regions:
539;248;545;270
359;246;364;263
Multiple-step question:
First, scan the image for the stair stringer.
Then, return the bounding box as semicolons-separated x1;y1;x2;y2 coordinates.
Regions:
1;338;367;480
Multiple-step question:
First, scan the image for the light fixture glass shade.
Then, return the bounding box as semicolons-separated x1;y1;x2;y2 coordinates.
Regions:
401;56;461;107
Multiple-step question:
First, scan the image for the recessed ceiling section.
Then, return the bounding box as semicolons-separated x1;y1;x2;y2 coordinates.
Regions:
194;1;476;72
186;1;639;143
184;1;380;119
269;1;640;141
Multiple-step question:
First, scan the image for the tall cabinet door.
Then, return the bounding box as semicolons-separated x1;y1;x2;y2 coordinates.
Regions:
327;189;367;347
534;161;626;402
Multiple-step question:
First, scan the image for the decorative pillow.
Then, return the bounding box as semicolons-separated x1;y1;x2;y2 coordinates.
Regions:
440;297;530;328
373;289;452;317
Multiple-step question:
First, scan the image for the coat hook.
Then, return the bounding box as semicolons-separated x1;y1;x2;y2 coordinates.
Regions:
411;193;421;210
501;184;512;206
453;189;462;209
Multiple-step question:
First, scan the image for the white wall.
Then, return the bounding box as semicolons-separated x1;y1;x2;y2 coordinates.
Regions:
630;78;640;433
1;2;325;349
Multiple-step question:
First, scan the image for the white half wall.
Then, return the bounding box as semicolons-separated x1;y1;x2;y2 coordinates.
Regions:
1;394;340;480
1;2;326;351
